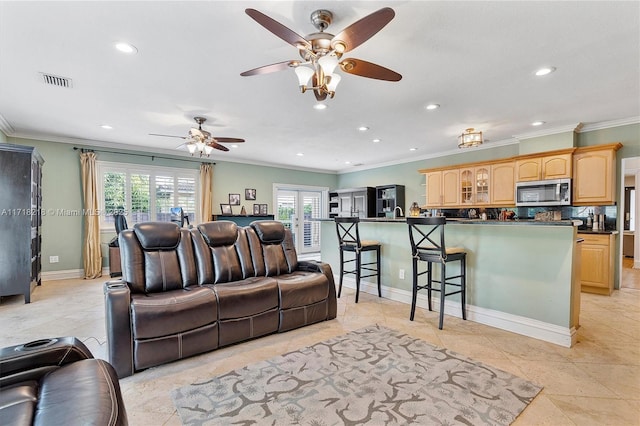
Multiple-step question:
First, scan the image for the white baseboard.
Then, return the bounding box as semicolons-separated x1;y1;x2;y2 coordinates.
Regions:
41;268;110;281
337;276;576;348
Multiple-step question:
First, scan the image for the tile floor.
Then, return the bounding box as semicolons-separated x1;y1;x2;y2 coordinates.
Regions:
1;276;639;426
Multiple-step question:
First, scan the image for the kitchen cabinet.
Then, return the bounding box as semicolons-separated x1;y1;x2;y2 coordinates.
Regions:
579;233;615;295
460;166;490;205
375;184;405;217
0;144;44;303
424;170;458;207
334;187;375;218
573;143;622;205
516;151;573;182
490;161;516;205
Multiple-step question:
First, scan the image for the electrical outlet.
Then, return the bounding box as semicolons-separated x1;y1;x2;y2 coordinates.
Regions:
49;256;59;263
399;269;405;280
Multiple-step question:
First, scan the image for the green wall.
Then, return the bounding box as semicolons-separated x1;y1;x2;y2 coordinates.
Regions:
6;136;337;273
4;123;638;274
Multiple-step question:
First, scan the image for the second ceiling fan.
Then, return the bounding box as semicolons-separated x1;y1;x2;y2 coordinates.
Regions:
240;7;402;101
150;117;244;157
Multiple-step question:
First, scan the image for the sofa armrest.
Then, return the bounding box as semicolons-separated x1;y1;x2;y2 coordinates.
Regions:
0;337;92;388
104;280;134;378
297;260;337;320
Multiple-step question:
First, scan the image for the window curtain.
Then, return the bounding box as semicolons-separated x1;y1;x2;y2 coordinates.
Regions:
199;163;213;223
80;152;102;278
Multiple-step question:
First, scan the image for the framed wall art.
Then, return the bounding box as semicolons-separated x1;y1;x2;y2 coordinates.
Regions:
229;193;241;206
245;188;256;200
220;204;233;215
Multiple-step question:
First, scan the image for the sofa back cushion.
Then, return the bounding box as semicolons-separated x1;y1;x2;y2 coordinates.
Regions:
194;221;244;284
119;222;197;293
250;221;297;276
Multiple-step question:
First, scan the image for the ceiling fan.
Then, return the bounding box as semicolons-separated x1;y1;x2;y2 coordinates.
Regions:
240;7;402;101
149;117;245;156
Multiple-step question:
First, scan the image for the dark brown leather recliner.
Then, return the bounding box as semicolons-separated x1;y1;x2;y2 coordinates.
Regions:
0;337;127;426
105;220;337;378
105;222;219;378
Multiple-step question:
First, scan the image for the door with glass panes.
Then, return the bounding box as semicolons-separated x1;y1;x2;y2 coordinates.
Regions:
276;189;323;254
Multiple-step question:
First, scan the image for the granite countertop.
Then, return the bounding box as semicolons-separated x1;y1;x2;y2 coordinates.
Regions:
318;217;580;226
577;229;619;235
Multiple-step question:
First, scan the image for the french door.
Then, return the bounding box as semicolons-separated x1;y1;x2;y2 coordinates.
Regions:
275;186;326;254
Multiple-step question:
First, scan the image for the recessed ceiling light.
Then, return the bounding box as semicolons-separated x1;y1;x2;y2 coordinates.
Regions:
296;152;304;156
114;42;138;54
425;104;440;110
358;126;369;132
531;121;545;126
230;144;238;149
100;124;113;129
313;103;327;110
345;161;351;164
535;67;556;76
409;147;417;151
372;138;381;143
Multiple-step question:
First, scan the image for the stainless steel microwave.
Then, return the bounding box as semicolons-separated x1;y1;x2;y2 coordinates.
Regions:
515;178;571;207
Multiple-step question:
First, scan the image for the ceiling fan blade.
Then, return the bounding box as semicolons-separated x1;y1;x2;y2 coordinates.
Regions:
149;133;186;139
241;60;300;77
213;137;245;143
209;141;229;152
331;8;395;53
245;8;311;50
339;58;402;81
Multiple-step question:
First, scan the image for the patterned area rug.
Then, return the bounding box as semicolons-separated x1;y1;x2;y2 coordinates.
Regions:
172;325;542;425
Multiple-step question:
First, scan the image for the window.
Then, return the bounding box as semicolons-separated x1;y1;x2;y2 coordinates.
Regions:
97;161;198;229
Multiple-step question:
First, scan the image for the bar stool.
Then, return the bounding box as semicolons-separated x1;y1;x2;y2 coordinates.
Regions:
407;217;467;329
335;217;381;303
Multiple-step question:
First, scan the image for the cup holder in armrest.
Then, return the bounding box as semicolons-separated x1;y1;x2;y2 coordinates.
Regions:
15;338;59;351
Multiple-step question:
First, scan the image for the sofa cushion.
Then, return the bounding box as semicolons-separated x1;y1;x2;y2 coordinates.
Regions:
198;221;238;246
0;382;37;426
35;359;126;426
277;271;329;309
251;221;285;244
131;287;217;339
211;277;279;320
133;222;180;250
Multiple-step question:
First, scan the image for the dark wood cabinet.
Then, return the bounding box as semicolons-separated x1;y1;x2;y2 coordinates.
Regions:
376;184;405;218
0;144;44;303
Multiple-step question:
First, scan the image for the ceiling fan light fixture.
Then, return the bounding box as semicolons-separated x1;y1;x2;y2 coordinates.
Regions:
458;128;483;148
186;143;197;154
295;66;314;89
326;73;341;92
204;145;213;155
318;54;339;76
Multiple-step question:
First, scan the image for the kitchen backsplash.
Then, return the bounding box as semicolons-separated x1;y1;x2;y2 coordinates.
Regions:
438;205;618;230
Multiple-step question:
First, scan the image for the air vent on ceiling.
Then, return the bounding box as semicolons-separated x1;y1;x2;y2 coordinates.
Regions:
39;72;73;88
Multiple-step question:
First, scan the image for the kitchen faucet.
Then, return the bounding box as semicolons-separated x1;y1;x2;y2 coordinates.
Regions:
394;206;404;218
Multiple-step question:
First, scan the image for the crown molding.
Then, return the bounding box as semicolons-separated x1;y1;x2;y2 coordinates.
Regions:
0;113;15;136
7;131;338;174
513;123;583;140
579;116;640;132
338;137;520;174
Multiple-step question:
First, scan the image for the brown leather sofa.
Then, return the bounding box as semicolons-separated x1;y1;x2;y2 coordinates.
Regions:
0;337;127;426
104;220;337;378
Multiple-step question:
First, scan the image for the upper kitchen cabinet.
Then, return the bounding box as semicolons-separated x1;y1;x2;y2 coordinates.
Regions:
490;161;516;206
515;150;574;182
460;166;490;205
573;143;623;205
423;169;459;207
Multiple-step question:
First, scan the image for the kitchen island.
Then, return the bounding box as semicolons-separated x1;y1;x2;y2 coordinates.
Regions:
319;218;582;347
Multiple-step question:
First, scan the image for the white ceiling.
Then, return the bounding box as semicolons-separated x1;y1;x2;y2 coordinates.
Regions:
1;1;639;173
